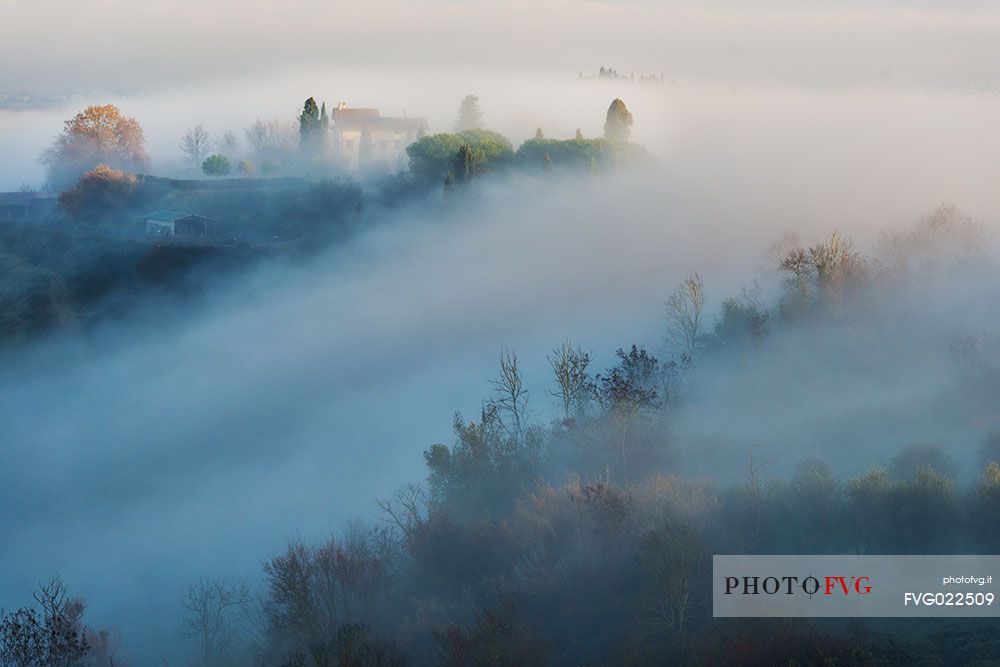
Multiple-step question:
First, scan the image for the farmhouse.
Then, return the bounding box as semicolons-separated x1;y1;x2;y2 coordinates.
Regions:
143;211;215;239
332;102;427;171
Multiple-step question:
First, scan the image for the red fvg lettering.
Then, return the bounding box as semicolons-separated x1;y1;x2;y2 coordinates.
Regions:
823;576;872;595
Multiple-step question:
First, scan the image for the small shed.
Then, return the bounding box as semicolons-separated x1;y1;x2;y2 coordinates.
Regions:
143;211;215;238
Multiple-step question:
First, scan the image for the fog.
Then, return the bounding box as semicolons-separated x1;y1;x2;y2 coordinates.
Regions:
1;168;998;660
3;1;1000;664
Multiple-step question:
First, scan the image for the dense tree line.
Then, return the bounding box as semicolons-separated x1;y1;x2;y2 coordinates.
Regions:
7;95;657;345
39;96;650;226
403;98;652;191
0;175;365;344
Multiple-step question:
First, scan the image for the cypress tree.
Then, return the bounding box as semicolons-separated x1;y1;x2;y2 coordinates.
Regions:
299;97;321;155
319;102;330;153
603;98;634;142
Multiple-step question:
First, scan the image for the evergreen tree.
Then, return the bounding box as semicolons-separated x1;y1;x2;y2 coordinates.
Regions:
455;144;473;182
575;128;584;140
454;144;486;182
299;97;322;156
319;102;330;153
454;94;484;131
535;127;544;140
603;98;634;142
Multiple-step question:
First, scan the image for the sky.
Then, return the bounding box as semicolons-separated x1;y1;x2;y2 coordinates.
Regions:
3;1;1000;93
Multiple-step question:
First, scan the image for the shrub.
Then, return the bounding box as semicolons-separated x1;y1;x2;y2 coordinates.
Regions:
58;164;138;221
406;129;513;185
202;153;231;177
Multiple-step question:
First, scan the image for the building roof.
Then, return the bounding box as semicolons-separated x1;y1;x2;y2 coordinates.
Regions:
144;210;189;222
332;106;380;126
144;211;214;223
332;104;427;131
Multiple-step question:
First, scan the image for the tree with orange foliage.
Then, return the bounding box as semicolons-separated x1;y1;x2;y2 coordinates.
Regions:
59;164;139;221
41;104;150;189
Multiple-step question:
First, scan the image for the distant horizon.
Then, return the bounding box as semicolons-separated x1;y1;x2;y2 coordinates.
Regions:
4;1;1000;92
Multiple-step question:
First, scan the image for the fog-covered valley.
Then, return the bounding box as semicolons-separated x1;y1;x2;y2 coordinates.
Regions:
2;163;998;662
4;1;1000;665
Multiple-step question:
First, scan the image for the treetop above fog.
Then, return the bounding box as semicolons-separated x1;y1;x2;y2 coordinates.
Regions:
40;104;149;190
604;98;634;142
408;98;649;184
454;94;485;132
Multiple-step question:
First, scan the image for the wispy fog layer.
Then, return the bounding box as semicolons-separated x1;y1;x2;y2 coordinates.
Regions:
0;161;997;659
6;68;1000;199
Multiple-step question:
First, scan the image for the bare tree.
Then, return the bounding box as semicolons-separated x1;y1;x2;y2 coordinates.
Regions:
377;484;429;546
181;577;252;667
262;537;389;658
490;347;528;441
0;576;90;667
876;204;989;284
244;118;296;157
244;118;269;154
547;340;591;420
770;232;812;322
218;130;240;160
773;230;867;320
639;523;705;638
87;627;125;667
740;446;774;549
808;230;863;308
592;347;662;472
0;608;45;666
180;124;214;166
665;273;706;360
